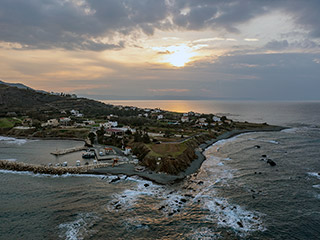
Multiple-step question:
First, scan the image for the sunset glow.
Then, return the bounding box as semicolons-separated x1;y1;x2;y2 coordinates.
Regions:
0;0;319;100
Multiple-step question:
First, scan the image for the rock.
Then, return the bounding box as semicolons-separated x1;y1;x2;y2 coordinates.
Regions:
158;206;165;210
115;204;121;210
180;198;187;203
110;177;121;183
261;154;267;158
252;195;256;199
144;183;149;187
184;194;193;198
254;145;261;149
267;159;276;166
237;221;244;228
254;172;257;174
198;181;204;185
258;172;262;174
168;212;173;216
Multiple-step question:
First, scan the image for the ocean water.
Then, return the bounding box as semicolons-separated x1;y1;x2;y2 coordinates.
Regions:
1;101;320;240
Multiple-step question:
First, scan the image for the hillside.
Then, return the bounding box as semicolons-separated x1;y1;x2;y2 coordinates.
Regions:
0;83;123;117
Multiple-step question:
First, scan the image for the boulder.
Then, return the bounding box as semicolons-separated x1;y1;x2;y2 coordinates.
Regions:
267;159;276;166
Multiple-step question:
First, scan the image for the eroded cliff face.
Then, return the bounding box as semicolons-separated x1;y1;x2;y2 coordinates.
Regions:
134;133;216;175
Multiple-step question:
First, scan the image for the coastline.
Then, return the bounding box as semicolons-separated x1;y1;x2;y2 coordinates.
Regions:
88;125;286;184
0;125;285;185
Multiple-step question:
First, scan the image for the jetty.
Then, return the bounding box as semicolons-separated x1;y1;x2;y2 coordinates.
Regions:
50;146;87;156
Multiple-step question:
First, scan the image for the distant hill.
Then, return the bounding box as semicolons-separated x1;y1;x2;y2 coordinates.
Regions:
0;80;34;90
0;83;132;118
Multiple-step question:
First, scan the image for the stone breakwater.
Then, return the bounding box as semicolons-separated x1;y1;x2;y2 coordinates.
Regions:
0;160;104;175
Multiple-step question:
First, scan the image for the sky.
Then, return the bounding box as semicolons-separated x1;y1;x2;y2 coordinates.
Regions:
0;0;320;100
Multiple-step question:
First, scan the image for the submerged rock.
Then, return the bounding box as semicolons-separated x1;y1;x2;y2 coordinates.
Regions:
267;159;276;166
110;177;121;183
237;221;244;228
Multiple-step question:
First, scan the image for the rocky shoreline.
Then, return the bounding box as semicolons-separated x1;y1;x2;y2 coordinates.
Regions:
0;125;286;184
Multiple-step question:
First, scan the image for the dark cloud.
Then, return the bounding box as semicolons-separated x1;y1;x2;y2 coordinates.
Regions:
264;39;319;50
0;0;320;50
265;40;289;50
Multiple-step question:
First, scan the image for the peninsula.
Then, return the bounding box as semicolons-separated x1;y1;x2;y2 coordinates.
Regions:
0;82;284;184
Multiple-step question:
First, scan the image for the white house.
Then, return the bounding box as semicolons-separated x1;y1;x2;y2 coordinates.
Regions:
181;116;189;122
41;118;59;127
212;116;221;122
157;114;164;120
198;118;207;123
124;147;132;155
60;117;71;125
100;121;118;129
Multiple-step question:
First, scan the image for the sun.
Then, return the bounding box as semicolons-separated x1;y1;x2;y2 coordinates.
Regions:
164;45;197;67
153;44;198;67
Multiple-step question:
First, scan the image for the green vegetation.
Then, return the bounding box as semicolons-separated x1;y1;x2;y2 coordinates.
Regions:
0;118;21;128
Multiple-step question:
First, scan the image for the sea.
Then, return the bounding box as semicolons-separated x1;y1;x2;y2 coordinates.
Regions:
1;100;320;240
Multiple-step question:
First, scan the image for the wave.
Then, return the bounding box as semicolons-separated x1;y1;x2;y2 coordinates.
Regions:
0;136;36;145
0;169;107;179
308;172;320;180
188;227;221;240
204;197;266;234
59;212;100;240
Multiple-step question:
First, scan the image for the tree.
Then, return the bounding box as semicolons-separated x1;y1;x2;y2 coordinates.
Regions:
88;132;96;145
142;133;151;144
96;126;105;144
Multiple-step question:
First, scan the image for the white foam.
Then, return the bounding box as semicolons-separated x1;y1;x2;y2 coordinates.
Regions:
188;227;220;240
204;198;266;234
0;158;16;162
308;172;320;180
313;184;320;189
0;169;107;179
281;128;299;133
59;212;100;240
0;136;30;145
123;217;149;230
107;179;166;212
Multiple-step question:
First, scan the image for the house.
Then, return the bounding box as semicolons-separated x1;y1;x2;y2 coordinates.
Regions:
157;114;164;120
22;118;33;127
100;121;118;129
59;117;71;125
183;113;188;117
83;120;95;125
124;147;132;155
198;118;207;123
42;118;59;127
181;116;189;123
188;111;195;116
70;109;83;117
212;116;221;122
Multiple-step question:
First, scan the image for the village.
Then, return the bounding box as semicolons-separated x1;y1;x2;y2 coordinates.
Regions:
1;104;240;172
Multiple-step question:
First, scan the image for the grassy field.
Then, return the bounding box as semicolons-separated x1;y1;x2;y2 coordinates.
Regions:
0;118;21;128
146;142;188;158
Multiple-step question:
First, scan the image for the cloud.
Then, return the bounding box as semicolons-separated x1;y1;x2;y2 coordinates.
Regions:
265;40;289;50
264;39;320;50
1;0;320;51
244;38;259;42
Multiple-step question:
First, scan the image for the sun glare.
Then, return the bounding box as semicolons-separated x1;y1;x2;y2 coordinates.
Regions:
153;44;198;67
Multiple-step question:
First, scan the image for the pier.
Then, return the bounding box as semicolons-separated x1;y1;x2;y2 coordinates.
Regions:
50;146;87;156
